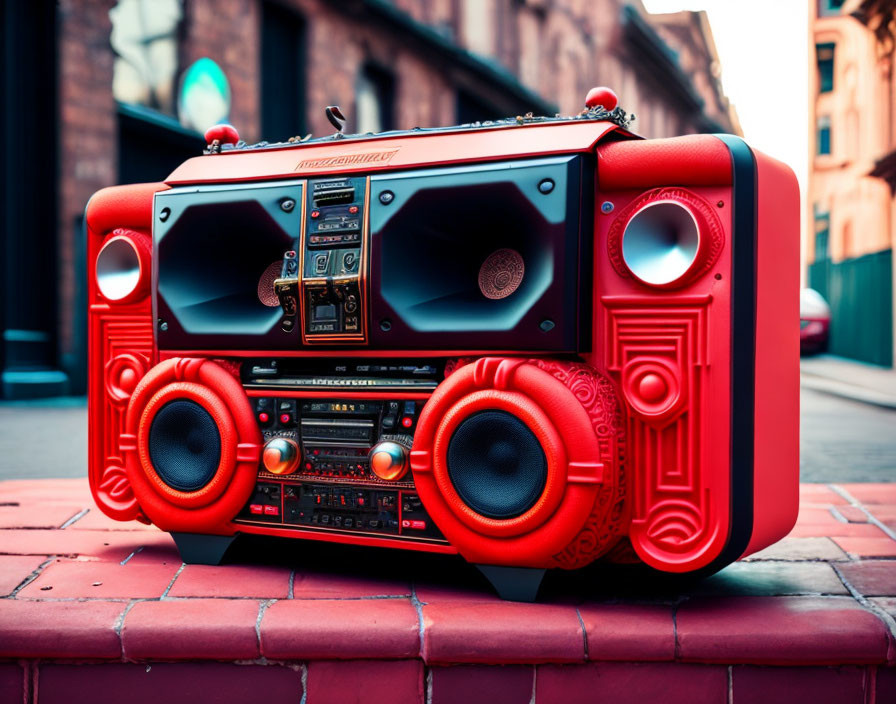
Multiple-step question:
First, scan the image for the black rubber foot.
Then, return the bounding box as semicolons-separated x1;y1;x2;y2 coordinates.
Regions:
476;564;546;602
171;532;237;565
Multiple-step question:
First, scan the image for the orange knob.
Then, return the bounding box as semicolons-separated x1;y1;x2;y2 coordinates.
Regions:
369;441;409;482
263;437;300;475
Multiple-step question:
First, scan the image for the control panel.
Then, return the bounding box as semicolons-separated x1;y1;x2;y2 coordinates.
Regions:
301;176;368;343
235;393;445;543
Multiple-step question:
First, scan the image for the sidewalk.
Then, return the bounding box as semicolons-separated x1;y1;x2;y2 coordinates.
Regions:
1;478;895;703
801;354;896;410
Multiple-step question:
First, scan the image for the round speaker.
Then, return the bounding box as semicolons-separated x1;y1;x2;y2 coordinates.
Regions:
447;410;547;519
148;399;222;492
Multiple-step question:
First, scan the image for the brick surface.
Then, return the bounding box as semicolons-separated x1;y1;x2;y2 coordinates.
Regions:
837;506;870;523
305;660;423;704
122;599;260;660
833;537;896;559
838;561;896;597
0;600;124;658
743;537;849;561
870;597;896;620
423;601;585;663
695;561;849;596
789;522;887;539
731;665;868;704
260;598;420;659
37;663;303;704
0;664;23;704
17;558;178;598
800;484;849;506
291;570;411;598
878;666;896;704
167;564;290;598
0;527;174;561
0;501;84;529
535;662;728;704
65;508;159;531
0;554;47;595
677;596;892;664
578;604;675;661
839;484;896;505
430;665;533;704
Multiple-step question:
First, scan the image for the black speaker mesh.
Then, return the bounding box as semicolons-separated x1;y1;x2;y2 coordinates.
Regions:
148;400;221;492
447;410;547;519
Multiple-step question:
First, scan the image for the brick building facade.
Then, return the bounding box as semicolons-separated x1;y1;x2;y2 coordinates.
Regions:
807;0;895;367
1;0;738;398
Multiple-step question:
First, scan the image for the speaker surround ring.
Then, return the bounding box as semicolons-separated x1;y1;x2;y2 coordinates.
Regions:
120;358;262;533
411;358;609;567
137;381;236;508
432;390;566;537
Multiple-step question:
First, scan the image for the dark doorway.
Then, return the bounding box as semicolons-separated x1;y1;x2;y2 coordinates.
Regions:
1;1;67;399
262;2;306;142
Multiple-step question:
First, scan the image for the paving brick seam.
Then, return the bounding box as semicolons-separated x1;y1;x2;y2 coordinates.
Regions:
58;506;91;529
119;546;144;565
8;556;57;598
829;484;896;542
255;598;275;653
574;607;589;660
830;561;896;664
287;570;296;599
410;583;426;660
159;563;185;598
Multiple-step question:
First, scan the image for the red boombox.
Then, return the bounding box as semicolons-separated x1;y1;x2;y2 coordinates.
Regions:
86;91;799;600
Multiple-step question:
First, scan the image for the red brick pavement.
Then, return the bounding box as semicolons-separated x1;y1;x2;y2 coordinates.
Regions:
0;479;895;703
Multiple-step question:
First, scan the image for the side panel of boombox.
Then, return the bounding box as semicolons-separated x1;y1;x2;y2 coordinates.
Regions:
590;134;799;573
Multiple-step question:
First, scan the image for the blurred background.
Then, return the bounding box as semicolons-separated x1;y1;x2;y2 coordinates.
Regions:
0;0;894;480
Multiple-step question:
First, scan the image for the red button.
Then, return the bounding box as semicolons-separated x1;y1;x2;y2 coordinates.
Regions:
264;505;280;516
311;210;320;218
401;416;413;428
258;412;269;423
249;504;264;515
401;519;426;530
357;498;365;506
280;413;291;424
349;205;359;214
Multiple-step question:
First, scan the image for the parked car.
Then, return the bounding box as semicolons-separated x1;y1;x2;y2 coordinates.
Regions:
800;288;830;355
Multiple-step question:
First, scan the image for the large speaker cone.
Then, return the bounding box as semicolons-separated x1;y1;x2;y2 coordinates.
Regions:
447;410;547;519
154;182;302;348
370;157;583;350
148;399;222;491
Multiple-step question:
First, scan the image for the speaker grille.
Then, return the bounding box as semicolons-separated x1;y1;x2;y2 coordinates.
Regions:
148;400;222;492
447;410;547;519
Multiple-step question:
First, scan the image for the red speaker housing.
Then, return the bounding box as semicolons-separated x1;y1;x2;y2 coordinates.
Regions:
86;109;799;598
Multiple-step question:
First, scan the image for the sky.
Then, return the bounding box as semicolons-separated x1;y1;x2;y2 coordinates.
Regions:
641;0;810;193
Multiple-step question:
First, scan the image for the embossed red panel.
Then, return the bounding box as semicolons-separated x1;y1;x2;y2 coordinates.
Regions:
87;186;167;524
586;176;734;572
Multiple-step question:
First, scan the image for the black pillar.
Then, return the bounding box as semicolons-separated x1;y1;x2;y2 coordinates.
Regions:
1;0;67;398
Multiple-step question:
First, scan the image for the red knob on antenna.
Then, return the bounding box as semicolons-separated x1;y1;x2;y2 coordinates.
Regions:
585;87;618;111
204;123;240;147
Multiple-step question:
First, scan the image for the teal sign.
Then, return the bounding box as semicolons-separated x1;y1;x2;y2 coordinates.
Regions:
178;57;231;132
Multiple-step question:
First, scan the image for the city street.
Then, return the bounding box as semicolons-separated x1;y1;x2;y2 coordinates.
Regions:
1;384;893;483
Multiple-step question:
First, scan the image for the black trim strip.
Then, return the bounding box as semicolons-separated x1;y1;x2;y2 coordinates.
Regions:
706;134;758;574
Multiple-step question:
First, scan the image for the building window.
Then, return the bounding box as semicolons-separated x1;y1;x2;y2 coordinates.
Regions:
817;115;832;156
817;43;835;93
262;2;306;141
356;64;395;134
818;0;845;17
110;0;183;115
